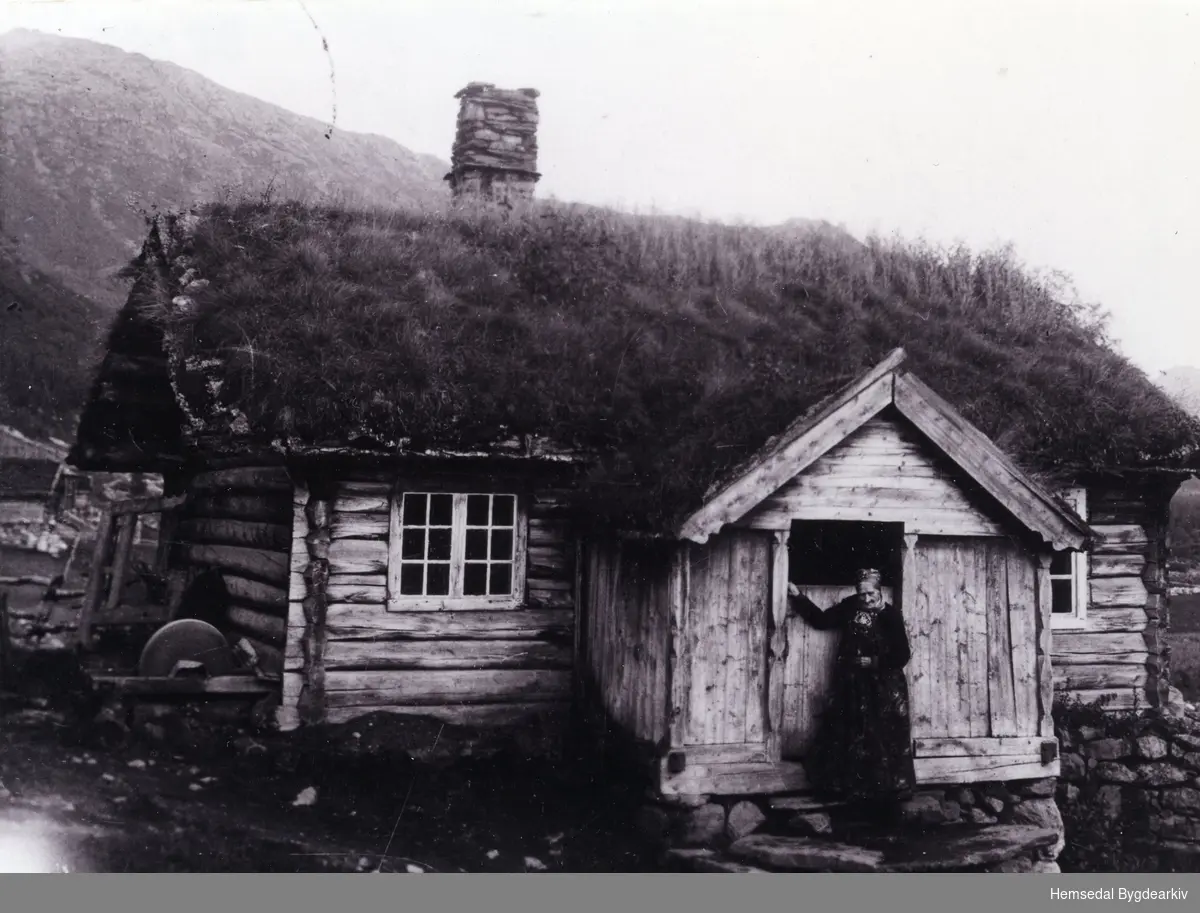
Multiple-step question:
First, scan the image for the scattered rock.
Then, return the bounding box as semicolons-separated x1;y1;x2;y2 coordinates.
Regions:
127;759;146;769
954;788;976;807
1077;726;1104;741
142;724;167;743
188;783;203;792
405;864;424;874
673;803;726;847
899;794;946;825
100;773;115;782
200;776;217;784
981;796;1005;816
726;801;766;841
941;800;962;823
1020;778;1056;798
113;797;127;805
967;807;997;825
1008;798;1064;859
523;856;547;872
1136;735;1169;760
1063;785;1080;805
546;832;564;845
789;812;834;836
292;787;318;807
1031;859;1061;874
0;781;11;800
486;849;500;860
666;848;769;873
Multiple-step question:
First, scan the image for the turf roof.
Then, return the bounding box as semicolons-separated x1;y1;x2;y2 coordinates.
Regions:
73;197;1200;532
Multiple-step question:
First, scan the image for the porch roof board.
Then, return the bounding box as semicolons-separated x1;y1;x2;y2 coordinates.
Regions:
676;348;1093;552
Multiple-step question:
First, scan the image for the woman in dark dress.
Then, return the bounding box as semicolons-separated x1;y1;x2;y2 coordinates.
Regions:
787;568;915;807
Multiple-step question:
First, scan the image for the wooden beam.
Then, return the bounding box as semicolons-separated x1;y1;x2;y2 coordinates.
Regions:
659;759;809;797
88;674;275;697
103;514;138;611
914;755;1059;784
323;606;574;642
1035;553;1054;738
109;494;188;516
893;374;1089;551
322;669;571;706
914;737;1052;758
323;639;572;671
766;530;789;759
323;701;570;727
678;372;894;543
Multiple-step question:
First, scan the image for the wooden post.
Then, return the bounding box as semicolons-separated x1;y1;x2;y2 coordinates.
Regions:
104;514;138;611
78;507;115;650
766;529;791;760
1035;551;1054;738
901;533;919;617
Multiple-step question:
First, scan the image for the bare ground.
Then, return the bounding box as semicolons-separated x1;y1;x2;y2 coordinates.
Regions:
0;692;654;873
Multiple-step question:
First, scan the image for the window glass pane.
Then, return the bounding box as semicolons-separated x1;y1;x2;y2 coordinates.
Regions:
401;528;425;560
464;562;488;596
429;494;453;527
428;528;453;561
426;563;451;596
492;495;515;527
465;529;488;560
1051;579;1074;614
491;529;514;560
489;563;512;596
402;493;427;525
400;564;424;595
1050;552;1072;576
467;495;490;526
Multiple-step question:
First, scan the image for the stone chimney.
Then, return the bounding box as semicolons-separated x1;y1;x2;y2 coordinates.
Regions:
446;82;541;204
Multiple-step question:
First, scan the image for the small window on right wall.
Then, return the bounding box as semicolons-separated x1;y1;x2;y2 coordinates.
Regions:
1051;486;1089;629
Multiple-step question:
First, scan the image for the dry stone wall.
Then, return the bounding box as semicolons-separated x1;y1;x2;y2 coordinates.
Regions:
1057;706;1200;872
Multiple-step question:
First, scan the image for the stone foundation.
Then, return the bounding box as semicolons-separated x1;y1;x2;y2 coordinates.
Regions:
637;776;1064;873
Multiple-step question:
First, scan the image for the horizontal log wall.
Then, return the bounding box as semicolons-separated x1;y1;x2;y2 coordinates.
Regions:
582;539;672;748
1051;482;1175;710
175;465;295;679
285;474;577;729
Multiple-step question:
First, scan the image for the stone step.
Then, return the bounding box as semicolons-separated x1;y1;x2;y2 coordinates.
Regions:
664;848;770;874
727;825;1060;873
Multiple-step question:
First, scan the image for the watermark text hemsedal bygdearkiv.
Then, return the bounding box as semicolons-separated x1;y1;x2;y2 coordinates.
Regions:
1050;889;1189;903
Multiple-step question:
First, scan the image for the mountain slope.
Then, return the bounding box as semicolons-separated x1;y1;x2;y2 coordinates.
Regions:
0;28;450;309
0;27;451;437
0;241;107;441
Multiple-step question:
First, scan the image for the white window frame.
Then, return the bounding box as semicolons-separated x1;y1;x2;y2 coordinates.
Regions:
1050;486;1089;630
386;488;528;611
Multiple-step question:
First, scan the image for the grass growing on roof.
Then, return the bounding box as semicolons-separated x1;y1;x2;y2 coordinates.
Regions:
149;196;1200;532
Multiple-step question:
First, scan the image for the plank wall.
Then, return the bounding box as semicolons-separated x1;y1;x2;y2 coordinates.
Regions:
582;539;672;746
737;416;1008;536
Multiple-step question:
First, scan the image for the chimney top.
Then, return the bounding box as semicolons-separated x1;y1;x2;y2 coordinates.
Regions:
446;82;541;204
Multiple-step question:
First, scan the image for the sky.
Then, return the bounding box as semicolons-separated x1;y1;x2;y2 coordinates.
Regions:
2;0;1198;376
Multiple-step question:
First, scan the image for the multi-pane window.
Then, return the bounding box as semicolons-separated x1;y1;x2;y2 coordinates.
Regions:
389;491;523;609
1050;487;1089;628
